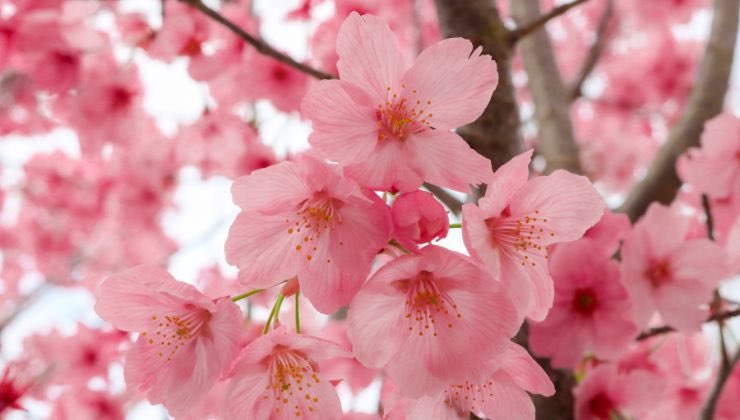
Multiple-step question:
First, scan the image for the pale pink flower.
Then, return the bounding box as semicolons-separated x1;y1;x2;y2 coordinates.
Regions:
617;333;714;420
529;241;638;369
390;190;449;251
50;388;125;420
462;149;605;321
347;245;518;397
678;112;740;199
404;343;554;420
620;203;727;331
225;155;391;313
94;266;243;417
223;327;350;420
301;12;496;193
574;364;660;420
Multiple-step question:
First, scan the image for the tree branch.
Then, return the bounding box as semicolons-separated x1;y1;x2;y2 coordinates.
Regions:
636;308;740;341
424;183;463;215
178;0;335;80
433;0;523;171
512;0;583;174
568;0;614;101
509;0;591;44
701;348;740;419
618;0;739;222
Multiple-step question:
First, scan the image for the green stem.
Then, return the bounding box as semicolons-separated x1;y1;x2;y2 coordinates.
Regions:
263;292;285;335
295;292;301;334
449;223;462;229
388;239;412;255
231;288;265;302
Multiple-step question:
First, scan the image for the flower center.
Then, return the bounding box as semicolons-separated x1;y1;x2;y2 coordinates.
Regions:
142;308;210;362
287;192;343;263
587;392;617;419
645;259;671;288
572;288;599;316
444;379;495;417
485;208;553;268
264;348;322;417
393;270;461;337
375;85;432;141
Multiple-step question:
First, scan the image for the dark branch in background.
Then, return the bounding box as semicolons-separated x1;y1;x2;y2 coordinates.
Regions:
701;195;735;419
618;0;739;222
433;0;523;172
636;308;740;341
178;0;335;80
512;0;583;175
509;0;591;44
568;0;614;101
702;348;740;419
424;183;463;215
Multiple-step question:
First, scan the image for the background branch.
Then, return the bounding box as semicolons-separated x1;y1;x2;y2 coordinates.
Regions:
702;348;740;419
179;0;335;80
433;0;523;172
618;0;739;222
636;308;740;341
568;0;614;101
509;0;591;44
512;0;583;174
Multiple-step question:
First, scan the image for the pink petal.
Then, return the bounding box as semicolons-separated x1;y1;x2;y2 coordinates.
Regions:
94;266;212;332
401;38;498;129
500;253;553;322
639;203;690;258
462;203;503;278
347;278;408;368
408;129;492;193
479;149;532;214
510;170;605;245
225;211;304;289
499;343;555;396
345;139;424;192
302;80;379;163
480;379;536;420
231;161;307;212
336;12;405;103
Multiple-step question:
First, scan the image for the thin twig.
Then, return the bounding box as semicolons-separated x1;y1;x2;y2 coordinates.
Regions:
702;194;716;240
178;0;335;80
568;0;614;101
636;308;740;341
509;0;591;44
701;348;740;419
703;196;730;371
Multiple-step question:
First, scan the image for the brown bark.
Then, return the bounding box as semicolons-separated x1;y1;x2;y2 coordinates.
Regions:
512;0;583;175
433;0;523;171
618;0;739;222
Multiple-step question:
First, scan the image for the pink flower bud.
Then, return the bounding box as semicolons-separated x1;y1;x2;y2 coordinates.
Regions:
391;190;449;249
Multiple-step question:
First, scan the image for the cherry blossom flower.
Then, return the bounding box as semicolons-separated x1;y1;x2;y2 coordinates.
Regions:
620;203;727;331
404;343;554;420
223;327;351;420
529;241;638;369
678;112;740;200
50;388;125;420
347;245;518;397
301;12;496;193
94;266;243;417
225;155;391;313
574;364;660;420
462;149;605;321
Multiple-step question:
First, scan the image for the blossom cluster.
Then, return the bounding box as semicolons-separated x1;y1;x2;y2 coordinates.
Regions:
0;0;738;419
